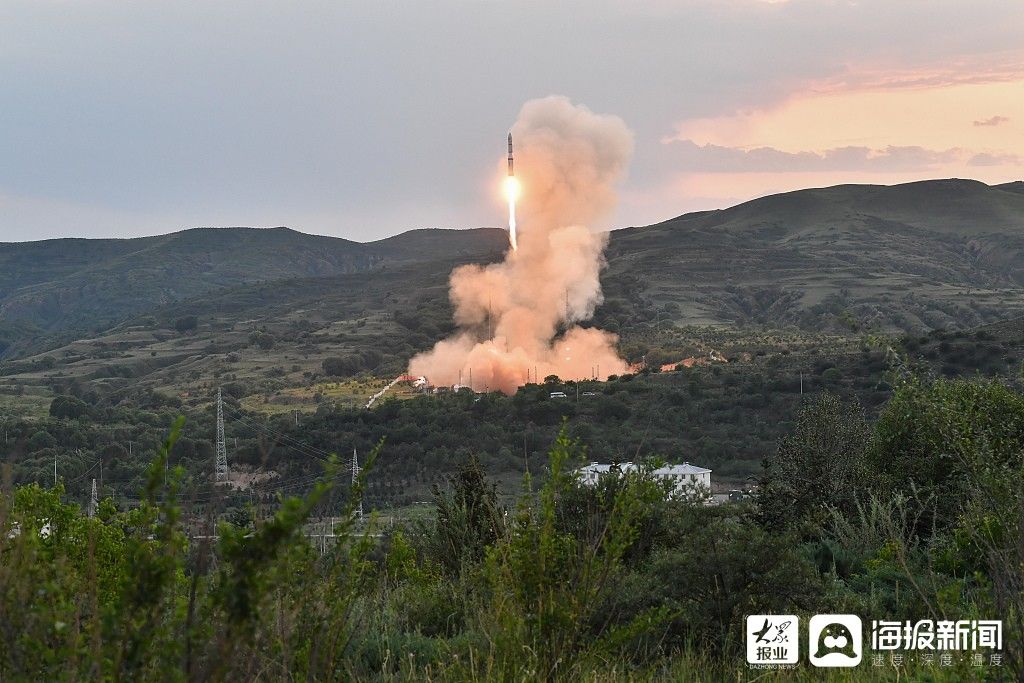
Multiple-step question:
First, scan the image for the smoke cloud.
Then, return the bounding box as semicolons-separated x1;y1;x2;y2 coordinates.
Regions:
409;96;633;394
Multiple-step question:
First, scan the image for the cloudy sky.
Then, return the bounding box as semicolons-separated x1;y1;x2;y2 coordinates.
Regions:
2;0;1022;242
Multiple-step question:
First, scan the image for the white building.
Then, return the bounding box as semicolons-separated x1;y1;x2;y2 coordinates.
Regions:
576;461;712;496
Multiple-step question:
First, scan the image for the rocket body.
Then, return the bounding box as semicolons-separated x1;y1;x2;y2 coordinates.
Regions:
508;133;514;176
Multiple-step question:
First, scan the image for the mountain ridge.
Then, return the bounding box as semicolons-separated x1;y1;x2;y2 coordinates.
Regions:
0;226;507;355
2;178;1024;360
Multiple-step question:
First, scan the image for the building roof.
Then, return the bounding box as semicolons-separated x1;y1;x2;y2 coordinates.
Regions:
578;462;621;475
577;461;711;476
658;462;712;475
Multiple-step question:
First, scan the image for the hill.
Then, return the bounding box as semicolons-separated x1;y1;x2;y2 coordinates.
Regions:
603;178;1024;331
4;178;1024;406
996;180;1024;195
0;226;507;357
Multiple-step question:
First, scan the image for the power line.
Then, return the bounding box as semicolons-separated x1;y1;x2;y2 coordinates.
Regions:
221;404;334;461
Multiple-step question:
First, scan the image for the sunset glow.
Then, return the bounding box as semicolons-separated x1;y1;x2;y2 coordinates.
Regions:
653;70;1023;214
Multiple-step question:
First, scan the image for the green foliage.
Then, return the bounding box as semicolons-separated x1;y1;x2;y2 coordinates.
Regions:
649;514;823;653
5;375;1024;680
419;454;505;577
868;376;1024;531
0;419;380;681
49;394;92;420
248;330;276;350
758;393;871;529
478;428;673;680
173;315;198;333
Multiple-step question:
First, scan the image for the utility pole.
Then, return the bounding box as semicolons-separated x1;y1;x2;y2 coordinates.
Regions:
352;448;363;523
89;478;98;518
215;387;228;482
53;453;57;488
524;429;530;478
800;372;804;395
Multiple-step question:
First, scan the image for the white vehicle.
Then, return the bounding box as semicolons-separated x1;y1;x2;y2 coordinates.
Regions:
549;391;568;399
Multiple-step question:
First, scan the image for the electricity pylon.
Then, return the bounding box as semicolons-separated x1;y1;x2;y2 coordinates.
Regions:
89;478;98;518
215;388;228;482
352;448;363;522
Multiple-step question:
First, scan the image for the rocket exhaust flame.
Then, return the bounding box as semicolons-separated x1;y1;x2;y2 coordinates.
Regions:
409;96;633;394
505;177;519;251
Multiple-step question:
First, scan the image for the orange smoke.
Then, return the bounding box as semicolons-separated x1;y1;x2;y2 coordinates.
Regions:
409;96;633;394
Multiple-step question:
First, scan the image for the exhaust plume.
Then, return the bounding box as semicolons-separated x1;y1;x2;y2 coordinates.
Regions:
409;96;633;394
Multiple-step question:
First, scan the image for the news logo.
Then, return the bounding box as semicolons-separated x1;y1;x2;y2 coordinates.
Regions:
746;615;799;665
809;615;863;667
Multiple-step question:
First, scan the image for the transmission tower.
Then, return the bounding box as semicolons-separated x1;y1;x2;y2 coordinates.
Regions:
352;448;363;522
89;478;98;518
215;387;228;482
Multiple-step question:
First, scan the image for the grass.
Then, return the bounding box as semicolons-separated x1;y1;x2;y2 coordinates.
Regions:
0;384;52;420
240;377;423;415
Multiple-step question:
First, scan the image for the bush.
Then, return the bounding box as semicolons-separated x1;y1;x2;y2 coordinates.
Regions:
49;395;92;420
173;315;198;333
322;355;360;377
758;393;870;529
868;376;1024;532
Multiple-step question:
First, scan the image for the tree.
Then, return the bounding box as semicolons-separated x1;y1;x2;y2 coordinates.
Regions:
480;428;672;680
421;454;504;576
49;395;92;420
758;393;870;529
322;356;359;377
248;330;276;350
174;315;198;333
868;376;1024;532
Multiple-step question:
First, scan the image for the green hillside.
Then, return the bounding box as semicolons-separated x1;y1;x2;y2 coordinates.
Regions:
4;178;1024;405
0;226;507;357
605;178;1024;331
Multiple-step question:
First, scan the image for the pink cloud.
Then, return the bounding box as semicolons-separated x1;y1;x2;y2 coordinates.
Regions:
974;115;1010;127
667;140;971;173
968;152;1022;166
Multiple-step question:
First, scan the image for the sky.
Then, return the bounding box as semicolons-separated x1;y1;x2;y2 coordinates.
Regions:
1;0;1022;242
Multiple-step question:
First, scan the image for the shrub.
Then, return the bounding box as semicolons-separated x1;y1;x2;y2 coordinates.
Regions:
173;315;198;333
758;393;870;530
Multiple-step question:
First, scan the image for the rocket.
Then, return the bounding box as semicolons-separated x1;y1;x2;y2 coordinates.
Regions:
507;133;514;176
505;132;519;252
